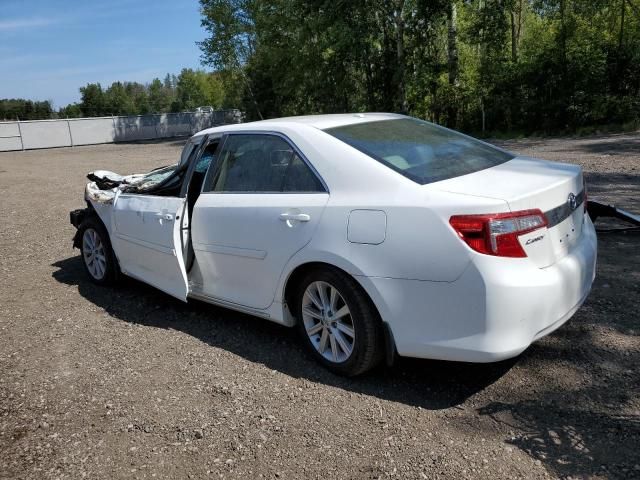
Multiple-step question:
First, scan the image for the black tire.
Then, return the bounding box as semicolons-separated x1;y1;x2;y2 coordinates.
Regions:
295;267;383;376
77;215;119;286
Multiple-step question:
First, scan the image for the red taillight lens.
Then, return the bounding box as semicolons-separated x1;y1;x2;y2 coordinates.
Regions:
449;209;548;258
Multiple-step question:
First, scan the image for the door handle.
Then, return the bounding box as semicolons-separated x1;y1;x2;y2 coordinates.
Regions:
155;212;173;221
279;212;311;222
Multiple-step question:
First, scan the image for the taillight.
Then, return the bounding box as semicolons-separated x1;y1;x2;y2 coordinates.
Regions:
449;210;548;258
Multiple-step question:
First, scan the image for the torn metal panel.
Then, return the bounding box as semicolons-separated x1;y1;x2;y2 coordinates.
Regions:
120;165;181;193
85;181;116;204
85;164;183;196
87;169;146;190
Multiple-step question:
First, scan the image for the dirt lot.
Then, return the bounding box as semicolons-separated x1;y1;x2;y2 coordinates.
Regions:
0;133;638;479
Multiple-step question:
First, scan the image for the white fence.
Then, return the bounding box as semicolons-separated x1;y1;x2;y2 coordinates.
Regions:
0;110;243;152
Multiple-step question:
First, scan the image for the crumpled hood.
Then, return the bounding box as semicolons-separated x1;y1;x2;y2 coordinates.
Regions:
87;170;146;190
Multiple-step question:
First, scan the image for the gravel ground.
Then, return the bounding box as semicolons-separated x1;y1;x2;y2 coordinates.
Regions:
0;133;638;480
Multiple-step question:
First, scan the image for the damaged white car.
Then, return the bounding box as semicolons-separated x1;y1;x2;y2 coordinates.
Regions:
70;114;597;376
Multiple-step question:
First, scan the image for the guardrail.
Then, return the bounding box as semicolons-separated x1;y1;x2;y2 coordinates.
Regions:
0;110;243;152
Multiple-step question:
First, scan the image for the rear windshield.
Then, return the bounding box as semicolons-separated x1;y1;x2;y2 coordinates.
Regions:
325;118;514;185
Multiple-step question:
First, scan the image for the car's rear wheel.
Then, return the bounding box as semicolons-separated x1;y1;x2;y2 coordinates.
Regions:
78;216;118;286
295;267;383;376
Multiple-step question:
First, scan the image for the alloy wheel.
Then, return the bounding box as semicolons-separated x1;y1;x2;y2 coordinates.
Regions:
301;281;356;363
82;228;107;280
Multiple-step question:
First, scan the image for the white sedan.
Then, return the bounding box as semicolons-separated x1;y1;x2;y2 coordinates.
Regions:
70;113;597;376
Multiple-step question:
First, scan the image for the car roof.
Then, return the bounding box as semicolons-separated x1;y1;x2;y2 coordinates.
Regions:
194;112;404;137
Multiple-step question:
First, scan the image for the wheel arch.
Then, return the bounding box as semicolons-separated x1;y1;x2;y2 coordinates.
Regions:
280;257;398;365
75;209;121;285
283;262;340;317
72;203;98;247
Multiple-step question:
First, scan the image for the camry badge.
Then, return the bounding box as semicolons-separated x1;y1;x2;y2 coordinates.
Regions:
567;193;578;211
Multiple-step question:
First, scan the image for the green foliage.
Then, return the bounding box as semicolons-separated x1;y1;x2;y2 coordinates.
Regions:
11;0;639;133
58;103;83;118
78;83;106;117
56;70;227;118
174;68;225;111
199;0;640;134
148;78;172;113
0;99;53;120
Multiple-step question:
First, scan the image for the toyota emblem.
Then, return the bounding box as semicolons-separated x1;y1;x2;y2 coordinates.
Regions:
567;193;578;211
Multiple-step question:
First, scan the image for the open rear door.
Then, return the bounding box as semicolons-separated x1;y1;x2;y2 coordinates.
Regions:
111;193;189;301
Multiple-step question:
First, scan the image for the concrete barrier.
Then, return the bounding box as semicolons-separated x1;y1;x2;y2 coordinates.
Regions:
0;123;22;151
19;120;72;150
68;117;115;145
0;109;243;152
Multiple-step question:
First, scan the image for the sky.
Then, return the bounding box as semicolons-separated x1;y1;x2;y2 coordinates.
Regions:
0;0;205;108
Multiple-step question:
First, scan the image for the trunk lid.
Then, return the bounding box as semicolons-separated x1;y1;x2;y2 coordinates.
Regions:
434;157;585;267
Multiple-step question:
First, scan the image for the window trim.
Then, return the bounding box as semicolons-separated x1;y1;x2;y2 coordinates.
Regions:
179;133;225;198
200;131;329;194
179;135;204;169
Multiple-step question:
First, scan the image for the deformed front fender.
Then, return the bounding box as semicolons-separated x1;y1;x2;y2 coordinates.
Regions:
69;185;117;250
84;183;116;235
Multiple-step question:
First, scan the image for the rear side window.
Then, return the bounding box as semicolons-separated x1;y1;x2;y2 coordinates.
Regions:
325;118;514;185
207;134;324;193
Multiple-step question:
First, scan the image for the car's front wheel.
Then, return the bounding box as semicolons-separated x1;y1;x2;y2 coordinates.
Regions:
295;268;383;376
78;216;119;286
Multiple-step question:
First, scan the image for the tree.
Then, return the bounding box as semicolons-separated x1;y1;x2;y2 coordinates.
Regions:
175;69;208;110
148;78;173;113
199;0;263;118
126;82;150;115
172;68;226;111
59;103;83;118
104;82;135;116
0;99;53;120
197;0;640;134
79;83;106;116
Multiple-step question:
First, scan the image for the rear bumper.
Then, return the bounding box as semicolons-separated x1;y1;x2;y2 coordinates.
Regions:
368;213;597;362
